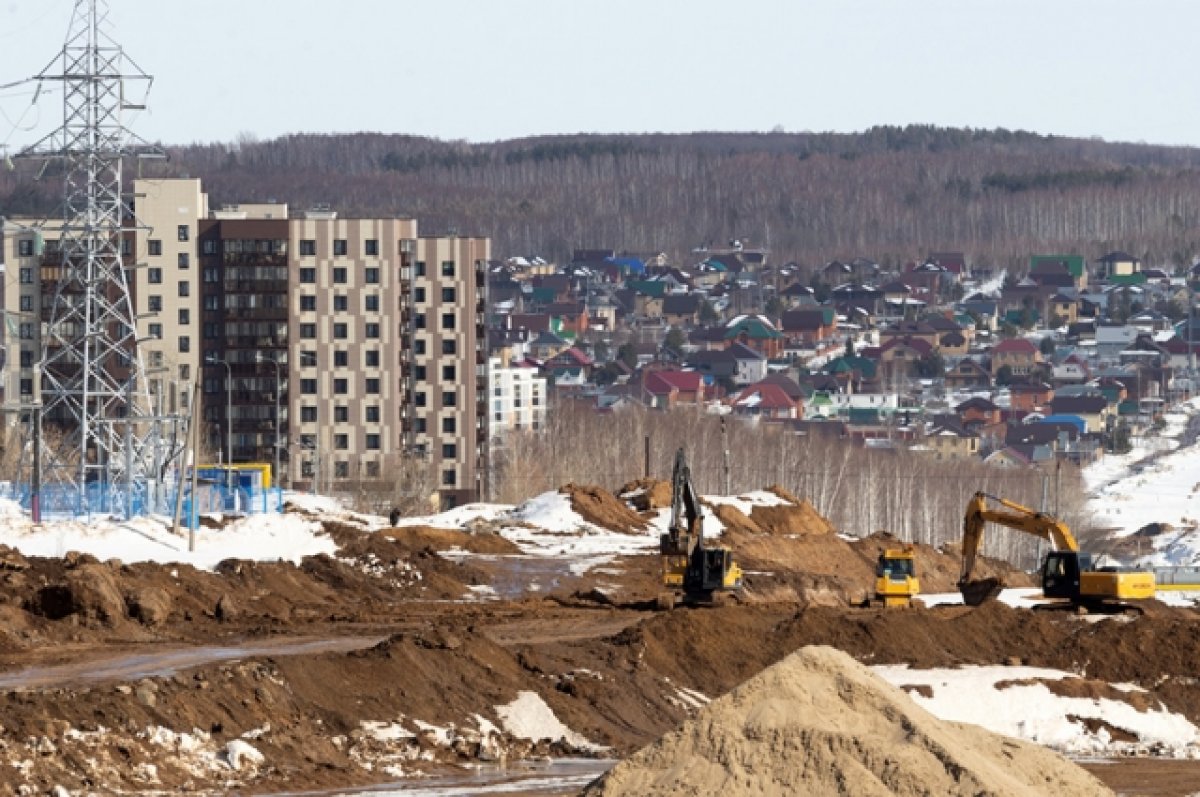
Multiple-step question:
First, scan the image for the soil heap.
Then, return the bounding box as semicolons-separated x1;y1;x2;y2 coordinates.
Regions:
584;645;1112;797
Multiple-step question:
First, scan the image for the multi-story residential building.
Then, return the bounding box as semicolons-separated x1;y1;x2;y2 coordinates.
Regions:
1;178;490;508
487;356;547;437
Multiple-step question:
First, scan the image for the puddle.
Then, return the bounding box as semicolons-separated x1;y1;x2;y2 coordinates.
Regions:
450;554;583;599
267;758;615;796
0;635;384;690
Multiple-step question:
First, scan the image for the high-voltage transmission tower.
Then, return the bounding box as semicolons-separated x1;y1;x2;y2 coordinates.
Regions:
17;0;163;516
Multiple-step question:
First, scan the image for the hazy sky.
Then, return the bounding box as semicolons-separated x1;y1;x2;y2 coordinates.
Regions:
1;0;1197;149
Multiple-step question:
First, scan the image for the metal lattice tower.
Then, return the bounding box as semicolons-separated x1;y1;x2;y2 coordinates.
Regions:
18;0;160;513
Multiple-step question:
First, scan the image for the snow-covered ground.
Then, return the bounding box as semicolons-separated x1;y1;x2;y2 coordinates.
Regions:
1083;396;1200;568
874;663;1200;758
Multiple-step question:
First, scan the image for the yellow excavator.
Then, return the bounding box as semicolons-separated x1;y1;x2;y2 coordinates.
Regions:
658;447;743;610
873;546;920;607
958;491;1155;610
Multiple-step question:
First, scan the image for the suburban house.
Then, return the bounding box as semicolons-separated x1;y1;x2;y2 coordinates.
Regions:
955;396;1001;429
642;369;707;410
1030;255;1087;289
923;421;980;461
1095;251;1142;280
990;337;1042;377
728;381;804;419
781;307;838;346
723;315;784;358
662;293;705;327
1009;381;1054;413
945;358;993;389
1047;394;1111;433
728;342;769;386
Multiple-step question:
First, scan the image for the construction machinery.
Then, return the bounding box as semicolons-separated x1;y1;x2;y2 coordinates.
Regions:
872;546;920;607
957;491;1155;610
658;447;743;609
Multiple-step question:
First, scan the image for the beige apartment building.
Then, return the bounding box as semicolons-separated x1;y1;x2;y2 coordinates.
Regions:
1;177;490;508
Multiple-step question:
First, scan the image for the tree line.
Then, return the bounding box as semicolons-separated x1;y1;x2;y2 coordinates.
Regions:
7;126;1200;269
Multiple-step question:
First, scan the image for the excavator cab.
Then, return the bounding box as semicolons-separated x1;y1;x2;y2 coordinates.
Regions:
1041;551;1082;600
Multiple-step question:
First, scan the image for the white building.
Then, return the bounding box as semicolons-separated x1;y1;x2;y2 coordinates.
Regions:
487;357;547;438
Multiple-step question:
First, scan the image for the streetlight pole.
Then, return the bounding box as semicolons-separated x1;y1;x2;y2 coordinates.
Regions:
256;352;283;495
207;354;233;498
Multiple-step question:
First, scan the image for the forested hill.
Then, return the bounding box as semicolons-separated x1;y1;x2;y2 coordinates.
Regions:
6;125;1200;270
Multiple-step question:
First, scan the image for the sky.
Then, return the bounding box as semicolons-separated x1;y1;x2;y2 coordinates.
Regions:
0;0;1198;150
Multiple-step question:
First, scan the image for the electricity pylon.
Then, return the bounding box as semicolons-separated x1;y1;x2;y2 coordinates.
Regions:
16;0;163;515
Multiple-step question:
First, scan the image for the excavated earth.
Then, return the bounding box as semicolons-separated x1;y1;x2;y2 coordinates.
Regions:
0;488;1195;795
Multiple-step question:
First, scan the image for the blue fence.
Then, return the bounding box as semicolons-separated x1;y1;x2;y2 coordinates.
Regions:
1;479;283;525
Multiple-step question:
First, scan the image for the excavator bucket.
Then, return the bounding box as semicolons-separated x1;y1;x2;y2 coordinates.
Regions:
959;577;1005;606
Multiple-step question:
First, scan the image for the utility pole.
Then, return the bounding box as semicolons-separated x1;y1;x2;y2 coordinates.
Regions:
721;415;731;495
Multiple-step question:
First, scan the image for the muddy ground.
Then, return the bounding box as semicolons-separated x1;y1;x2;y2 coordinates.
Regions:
0;489;1194;795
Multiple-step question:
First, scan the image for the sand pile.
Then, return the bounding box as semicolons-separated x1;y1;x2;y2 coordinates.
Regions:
584;645;1112;797
563;484;649;535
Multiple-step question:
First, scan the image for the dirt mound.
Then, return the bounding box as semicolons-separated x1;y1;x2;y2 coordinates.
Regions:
563;484;648;535
584;645;1111;797
377;524;521;555
995;676;1159;713
618;479;672;512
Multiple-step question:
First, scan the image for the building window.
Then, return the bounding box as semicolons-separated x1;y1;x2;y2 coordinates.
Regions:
414;418;427;433
365;239;379;256
204;268;220;283
301;378;317;395
442;340;456;355
333;267;348;284
18;240;34;257
442;417;456;433
177;225;190;242
202;239;218;255
300;240;316;256
148;267;162;284
365;322;380;339
415;313;426;330
443;391;457;406
414;365;426;380
441;313;455;330
333;239;348;256
20;350;33;368
442;443;457;458
333;322;348;339
442;469;456;486
442;287;456;302
415;391;426;407
300;323;317;339
300;295;316;311
300;268;316;284
19;268;32;284
334;350;348;367
301;405;317;421
148;295;162;312
414;287;426;304
148;240;162;256
365;461;380;477
19;323;34;340
178;308;190;325
415;261;426;277
441;261;455;277
365;377;380;394
365;350;380;367
414;339;426;355
334;377;348;394
366;406;380;423
442;365;456;380
19;296;32;312
365;294;379;312
365;267;379;284
334;405;349;423
178;336;190;353
121;238;133;255
178;281;190;297
366;433;381;450
333;295;348;312
334;434;348;450
178;253;190;269
148;323;162;339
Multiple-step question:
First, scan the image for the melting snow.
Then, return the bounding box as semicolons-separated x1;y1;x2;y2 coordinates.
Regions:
495;691;602;750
